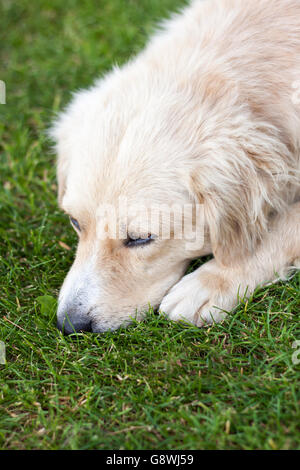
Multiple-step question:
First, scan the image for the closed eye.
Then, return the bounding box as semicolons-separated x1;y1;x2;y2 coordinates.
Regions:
125;234;155;247
70;216;81;232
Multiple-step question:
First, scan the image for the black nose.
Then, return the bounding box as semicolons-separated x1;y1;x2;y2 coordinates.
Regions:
57;313;92;335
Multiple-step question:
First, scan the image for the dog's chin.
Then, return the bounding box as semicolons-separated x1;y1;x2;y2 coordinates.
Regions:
89;317;137;334
87;302;158;334
87;307;146;334
90;323;127;334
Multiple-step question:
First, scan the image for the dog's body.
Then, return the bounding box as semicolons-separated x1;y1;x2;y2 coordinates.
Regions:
52;0;300;333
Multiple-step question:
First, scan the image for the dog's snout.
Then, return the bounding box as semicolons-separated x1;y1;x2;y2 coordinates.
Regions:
57;306;92;335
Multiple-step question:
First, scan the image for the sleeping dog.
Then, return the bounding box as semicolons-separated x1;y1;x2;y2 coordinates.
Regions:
51;0;300;333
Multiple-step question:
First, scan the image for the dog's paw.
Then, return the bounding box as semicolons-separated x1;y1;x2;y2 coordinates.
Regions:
159;261;237;327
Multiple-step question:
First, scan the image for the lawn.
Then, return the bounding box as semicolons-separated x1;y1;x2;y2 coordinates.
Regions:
0;0;300;450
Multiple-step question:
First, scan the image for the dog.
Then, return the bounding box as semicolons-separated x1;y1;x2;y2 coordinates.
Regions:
51;0;300;334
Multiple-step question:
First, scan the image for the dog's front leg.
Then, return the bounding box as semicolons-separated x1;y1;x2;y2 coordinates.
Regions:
160;203;300;326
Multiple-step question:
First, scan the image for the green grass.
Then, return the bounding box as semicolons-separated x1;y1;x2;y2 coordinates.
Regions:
0;0;300;450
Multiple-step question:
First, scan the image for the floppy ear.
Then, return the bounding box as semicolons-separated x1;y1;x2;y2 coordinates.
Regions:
188;128;291;267
190;168;264;266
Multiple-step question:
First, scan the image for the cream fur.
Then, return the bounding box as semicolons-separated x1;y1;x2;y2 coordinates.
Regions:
51;0;300;332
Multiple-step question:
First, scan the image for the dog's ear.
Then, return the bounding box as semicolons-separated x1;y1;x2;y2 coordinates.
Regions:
188;136;290;266
189;168;264;265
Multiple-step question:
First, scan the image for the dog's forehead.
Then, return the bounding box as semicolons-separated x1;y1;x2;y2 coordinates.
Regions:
63;142;187;217
62;166;181;218
57;78;192;219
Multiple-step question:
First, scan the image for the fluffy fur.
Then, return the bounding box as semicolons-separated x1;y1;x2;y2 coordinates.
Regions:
51;0;300;333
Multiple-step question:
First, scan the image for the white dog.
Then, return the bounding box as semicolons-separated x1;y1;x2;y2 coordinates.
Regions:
51;0;300;334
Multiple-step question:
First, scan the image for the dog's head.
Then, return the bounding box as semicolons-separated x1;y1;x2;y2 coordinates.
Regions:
51;61;282;333
51;76;210;333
